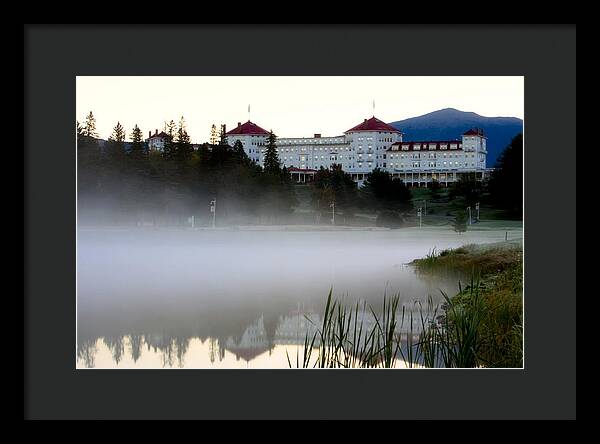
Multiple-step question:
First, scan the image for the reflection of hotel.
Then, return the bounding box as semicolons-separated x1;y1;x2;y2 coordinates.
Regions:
223;306;430;362
273;312;322;346
226;117;488;187
225;315;270;362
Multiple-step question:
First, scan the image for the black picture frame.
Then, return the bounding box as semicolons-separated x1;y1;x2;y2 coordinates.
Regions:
24;24;576;420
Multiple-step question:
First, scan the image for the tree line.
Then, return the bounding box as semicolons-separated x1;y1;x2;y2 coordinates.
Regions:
77;112;296;226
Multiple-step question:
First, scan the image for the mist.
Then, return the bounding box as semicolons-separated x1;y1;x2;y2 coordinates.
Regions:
76;224;517;367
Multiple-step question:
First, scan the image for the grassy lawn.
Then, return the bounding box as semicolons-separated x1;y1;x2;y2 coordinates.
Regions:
292;183;523;228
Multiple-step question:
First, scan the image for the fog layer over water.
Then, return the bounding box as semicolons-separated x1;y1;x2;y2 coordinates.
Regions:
76;227;521;368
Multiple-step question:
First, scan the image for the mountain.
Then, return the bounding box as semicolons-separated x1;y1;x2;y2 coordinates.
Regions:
388;108;523;167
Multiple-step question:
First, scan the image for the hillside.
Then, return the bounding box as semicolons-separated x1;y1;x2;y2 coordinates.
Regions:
388;108;523;166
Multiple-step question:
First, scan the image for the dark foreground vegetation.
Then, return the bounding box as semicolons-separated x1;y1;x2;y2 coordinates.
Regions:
289;242;523;368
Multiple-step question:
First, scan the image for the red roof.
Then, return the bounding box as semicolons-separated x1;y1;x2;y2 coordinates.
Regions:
227;346;270;362
463;128;485;136
226;120;270;136
149;131;169;139
345;116;401;134
387;141;463;152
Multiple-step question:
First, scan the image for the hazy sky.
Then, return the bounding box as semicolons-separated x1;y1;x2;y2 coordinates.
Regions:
76;76;524;143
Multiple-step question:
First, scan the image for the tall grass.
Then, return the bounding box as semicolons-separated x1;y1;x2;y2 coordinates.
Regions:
287;289;405;368
287;275;518;368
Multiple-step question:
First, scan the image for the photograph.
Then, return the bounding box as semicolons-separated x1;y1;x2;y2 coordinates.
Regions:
75;75;524;369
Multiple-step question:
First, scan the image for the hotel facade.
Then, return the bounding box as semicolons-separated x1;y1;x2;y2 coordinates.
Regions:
225;116;488;187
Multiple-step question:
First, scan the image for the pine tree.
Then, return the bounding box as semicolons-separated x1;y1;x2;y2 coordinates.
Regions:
163;120;177;160
109;121;126;143
165;120;177;139
453;210;468;234
82;111;98;138
175;116;193;162
449;172;483;206
361;168;412;211
77;116;101;195
107;121;127;163
219;124;228;146
487;133;523;217
129;124;146;161
429;178;441;200
263;131;280;174
232;139;250;165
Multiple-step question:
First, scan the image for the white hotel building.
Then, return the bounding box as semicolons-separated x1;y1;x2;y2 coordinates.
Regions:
226;116;488;187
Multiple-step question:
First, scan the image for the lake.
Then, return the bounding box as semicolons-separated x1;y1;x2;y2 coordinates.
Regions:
76;225;522;368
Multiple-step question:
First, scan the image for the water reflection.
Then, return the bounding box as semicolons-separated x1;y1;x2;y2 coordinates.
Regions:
77;304;442;368
76;228;516;368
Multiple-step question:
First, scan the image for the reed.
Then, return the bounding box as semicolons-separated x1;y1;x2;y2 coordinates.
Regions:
289;268;522;369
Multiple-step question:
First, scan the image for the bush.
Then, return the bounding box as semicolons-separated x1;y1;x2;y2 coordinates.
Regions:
376;210;405;228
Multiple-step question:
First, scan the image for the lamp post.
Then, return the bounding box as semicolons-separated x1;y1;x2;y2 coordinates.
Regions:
330;201;335;225
210;198;216;228
467;206;471;225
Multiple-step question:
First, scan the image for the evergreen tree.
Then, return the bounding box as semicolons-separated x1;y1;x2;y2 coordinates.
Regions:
129;124;146;161
361;168;412;212
165;119;177;139
232;139;251;166
219;124;228;146
107;121;126;162
163;120;177;160
196;143;211;165
487;133;523;218
82;111;98;138
175;116;193;162
77;115;102;196
109;121;126;143
311;164;358;217
263;131;280;174
449;173;483;206
453;210;468;234
76;120;83;139
429;178;442;200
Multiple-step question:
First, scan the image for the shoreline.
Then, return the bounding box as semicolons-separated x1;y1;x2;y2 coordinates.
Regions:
78;221;523;233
